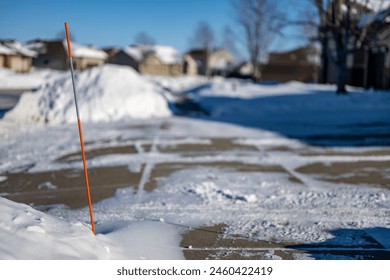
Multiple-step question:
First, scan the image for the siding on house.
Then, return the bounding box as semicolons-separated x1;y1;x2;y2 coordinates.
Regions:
262;46;320;83
320;6;390;89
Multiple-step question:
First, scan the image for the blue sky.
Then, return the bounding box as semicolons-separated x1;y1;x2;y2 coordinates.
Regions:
0;0;306;55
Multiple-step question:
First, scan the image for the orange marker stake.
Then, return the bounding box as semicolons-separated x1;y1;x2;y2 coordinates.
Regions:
64;22;95;235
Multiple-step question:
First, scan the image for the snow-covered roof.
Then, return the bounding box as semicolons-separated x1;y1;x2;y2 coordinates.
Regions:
62;40;108;60
25;41;47;54
0;41;37;57
121;44;182;64
0;44;15;55
5;41;37;57
122;46;143;61
151;45;181;64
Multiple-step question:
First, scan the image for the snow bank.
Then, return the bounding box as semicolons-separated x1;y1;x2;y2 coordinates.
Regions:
0;196;184;259
0;197;109;259
0;68;62;90
4;64;171;124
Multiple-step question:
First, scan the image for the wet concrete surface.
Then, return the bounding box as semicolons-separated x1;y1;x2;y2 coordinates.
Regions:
0;166;141;208
295;161;390;189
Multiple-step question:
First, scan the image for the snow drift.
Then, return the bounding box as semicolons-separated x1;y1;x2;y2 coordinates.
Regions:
4;64;171;124
0;196;183;259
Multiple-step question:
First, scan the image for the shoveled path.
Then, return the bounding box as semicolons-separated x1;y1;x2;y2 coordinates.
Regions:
0;120;389;260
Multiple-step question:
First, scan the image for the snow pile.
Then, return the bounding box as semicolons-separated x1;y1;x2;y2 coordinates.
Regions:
0;197;184;259
0;197;109;259
4;64;172;124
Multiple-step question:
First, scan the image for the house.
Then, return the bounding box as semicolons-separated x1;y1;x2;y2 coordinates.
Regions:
261;45;320;83
105;45;144;72
185;48;234;76
349;8;390;89
108;44;182;76
27;39;107;71
0;40;36;72
319;2;390;89
182;54;198;75
139;45;182;76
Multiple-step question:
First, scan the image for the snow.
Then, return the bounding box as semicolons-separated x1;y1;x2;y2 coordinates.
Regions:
0;197;182;259
356;0;389;12
0;69;389;260
151;45;182;64
0;44;15;55
4;41;37;57
62;40;107;60
121;44;182;64
3;64;171;124
0;67;63;90
122;46;143;61
25;41;47;54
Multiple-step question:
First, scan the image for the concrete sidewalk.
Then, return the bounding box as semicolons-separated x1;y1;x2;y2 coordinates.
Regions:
0;121;389;259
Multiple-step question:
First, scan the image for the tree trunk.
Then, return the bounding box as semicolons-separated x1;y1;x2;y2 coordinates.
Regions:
336;52;348;94
252;60;262;81
336;68;347;93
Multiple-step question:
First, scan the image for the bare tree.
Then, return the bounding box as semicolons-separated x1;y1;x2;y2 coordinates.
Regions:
189;21;215;77
311;0;390;93
221;25;240;60
231;0;285;80
134;32;156;46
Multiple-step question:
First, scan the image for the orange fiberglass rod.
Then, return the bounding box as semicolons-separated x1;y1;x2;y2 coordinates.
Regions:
64;22;95;235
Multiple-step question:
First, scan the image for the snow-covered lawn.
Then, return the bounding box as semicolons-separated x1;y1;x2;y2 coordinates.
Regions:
0;65;389;260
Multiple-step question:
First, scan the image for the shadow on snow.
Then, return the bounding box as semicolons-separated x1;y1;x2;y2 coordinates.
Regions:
177;84;390;147
287;227;390;260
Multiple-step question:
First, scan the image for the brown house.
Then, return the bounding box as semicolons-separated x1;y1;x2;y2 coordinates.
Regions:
320;4;390;89
28;39;107;71
0;40;36;72
349;13;390;89
261;45;320;83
